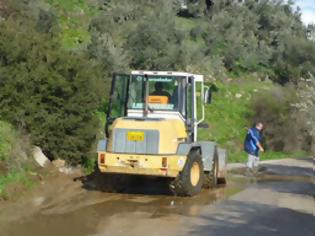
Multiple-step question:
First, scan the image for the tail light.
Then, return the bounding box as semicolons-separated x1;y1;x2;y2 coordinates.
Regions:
99;153;106;164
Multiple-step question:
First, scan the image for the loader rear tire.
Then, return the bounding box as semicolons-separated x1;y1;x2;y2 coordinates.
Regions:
203;152;218;189
170;151;204;196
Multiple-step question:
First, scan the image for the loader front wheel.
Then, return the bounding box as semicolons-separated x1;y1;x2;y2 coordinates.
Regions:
170;151;204;196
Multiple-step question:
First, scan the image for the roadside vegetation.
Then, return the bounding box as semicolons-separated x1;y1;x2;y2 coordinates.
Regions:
0;121;35;199
0;0;314;196
199;79;309;162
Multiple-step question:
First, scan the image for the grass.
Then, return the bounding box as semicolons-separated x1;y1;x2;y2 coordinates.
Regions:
45;0;99;49
0;121;17;163
0;170;35;199
198;78;280;163
0;120;35;199
227;150;308;163
198;78;311;163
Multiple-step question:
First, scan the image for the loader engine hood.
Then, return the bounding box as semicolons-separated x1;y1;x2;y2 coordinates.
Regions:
107;117;187;155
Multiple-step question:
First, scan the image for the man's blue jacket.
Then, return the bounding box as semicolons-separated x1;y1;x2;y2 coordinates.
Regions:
244;127;262;156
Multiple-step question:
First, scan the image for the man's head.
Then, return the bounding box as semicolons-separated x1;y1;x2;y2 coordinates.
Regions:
255;122;264;131
155;82;164;92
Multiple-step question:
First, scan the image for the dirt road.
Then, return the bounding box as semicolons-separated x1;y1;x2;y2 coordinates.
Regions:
0;158;313;236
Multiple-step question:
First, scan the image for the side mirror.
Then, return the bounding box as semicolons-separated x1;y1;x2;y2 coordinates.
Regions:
204;89;212;104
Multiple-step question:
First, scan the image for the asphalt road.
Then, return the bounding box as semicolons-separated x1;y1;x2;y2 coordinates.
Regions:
0;158;313;236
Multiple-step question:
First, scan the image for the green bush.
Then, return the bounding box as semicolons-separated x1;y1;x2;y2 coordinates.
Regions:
0;21;103;165
125;10;187;70
250;85;313;153
0;121;31;171
0;120;34;198
197;79;273;161
0;121;14;164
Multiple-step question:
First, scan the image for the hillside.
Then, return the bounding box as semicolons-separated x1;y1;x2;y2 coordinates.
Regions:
0;0;313;181
44;0;96;48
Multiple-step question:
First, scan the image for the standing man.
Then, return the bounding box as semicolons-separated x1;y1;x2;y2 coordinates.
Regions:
244;122;264;172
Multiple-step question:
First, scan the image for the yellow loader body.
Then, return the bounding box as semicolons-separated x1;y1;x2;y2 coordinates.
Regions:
98;152;187;177
98;117;188;177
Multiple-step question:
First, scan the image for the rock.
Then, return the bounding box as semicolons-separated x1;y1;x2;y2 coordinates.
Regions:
32;196;45;206
58;166;76;175
235;93;242;98
33;146;50;167
52;159;66;168
51;159;80;175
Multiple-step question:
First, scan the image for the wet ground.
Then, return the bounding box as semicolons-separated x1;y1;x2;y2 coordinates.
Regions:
0;158;313;236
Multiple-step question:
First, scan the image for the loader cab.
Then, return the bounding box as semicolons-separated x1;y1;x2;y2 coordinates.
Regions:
106;71;211;142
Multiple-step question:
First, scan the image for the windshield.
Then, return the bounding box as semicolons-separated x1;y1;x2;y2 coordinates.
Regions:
128;75;184;111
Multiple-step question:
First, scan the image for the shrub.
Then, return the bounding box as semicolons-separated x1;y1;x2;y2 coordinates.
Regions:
0;120;32;173
125;10;187;70
0;21;103;165
293;78;315;153
250;85;312;153
190;25;202;40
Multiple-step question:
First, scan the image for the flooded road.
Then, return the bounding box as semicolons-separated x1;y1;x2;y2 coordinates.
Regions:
0;158;313;236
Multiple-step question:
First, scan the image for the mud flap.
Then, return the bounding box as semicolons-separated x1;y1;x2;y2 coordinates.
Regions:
217;148;227;178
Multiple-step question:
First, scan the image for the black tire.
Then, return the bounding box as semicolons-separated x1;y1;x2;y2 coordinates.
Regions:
170;151;204;196
217;177;227;185
203;151;218;189
93;171;131;193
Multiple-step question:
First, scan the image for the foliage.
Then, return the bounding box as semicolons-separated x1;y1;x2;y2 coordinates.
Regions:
0;120;34;199
0;170;34;199
0;0;60;35
198;79;312;162
0;0;314;166
85;0;315;84
294;78;315;137
125;11;187;70
0;21;104;164
293;78;315;152
0;121;15;164
0;121;32;171
88;0;188;72
88;28;130;76
200;0;315;82
44;0;98;48
198;78;272;160
250;84;313;153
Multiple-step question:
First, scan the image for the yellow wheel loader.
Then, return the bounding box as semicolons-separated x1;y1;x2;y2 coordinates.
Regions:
97;71;227;196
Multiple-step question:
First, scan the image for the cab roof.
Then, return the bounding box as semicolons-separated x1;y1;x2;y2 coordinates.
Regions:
131;70;204;82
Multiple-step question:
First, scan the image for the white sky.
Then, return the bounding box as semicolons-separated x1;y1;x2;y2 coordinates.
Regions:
294;0;315;25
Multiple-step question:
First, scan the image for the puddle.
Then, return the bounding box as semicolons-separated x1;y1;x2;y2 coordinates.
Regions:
1;158;313;236
0;175;246;236
257;174;313;183
2;173;312;236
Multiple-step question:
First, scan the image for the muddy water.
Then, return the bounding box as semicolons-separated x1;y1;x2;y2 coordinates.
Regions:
3;158;313;236
0;175;246;236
